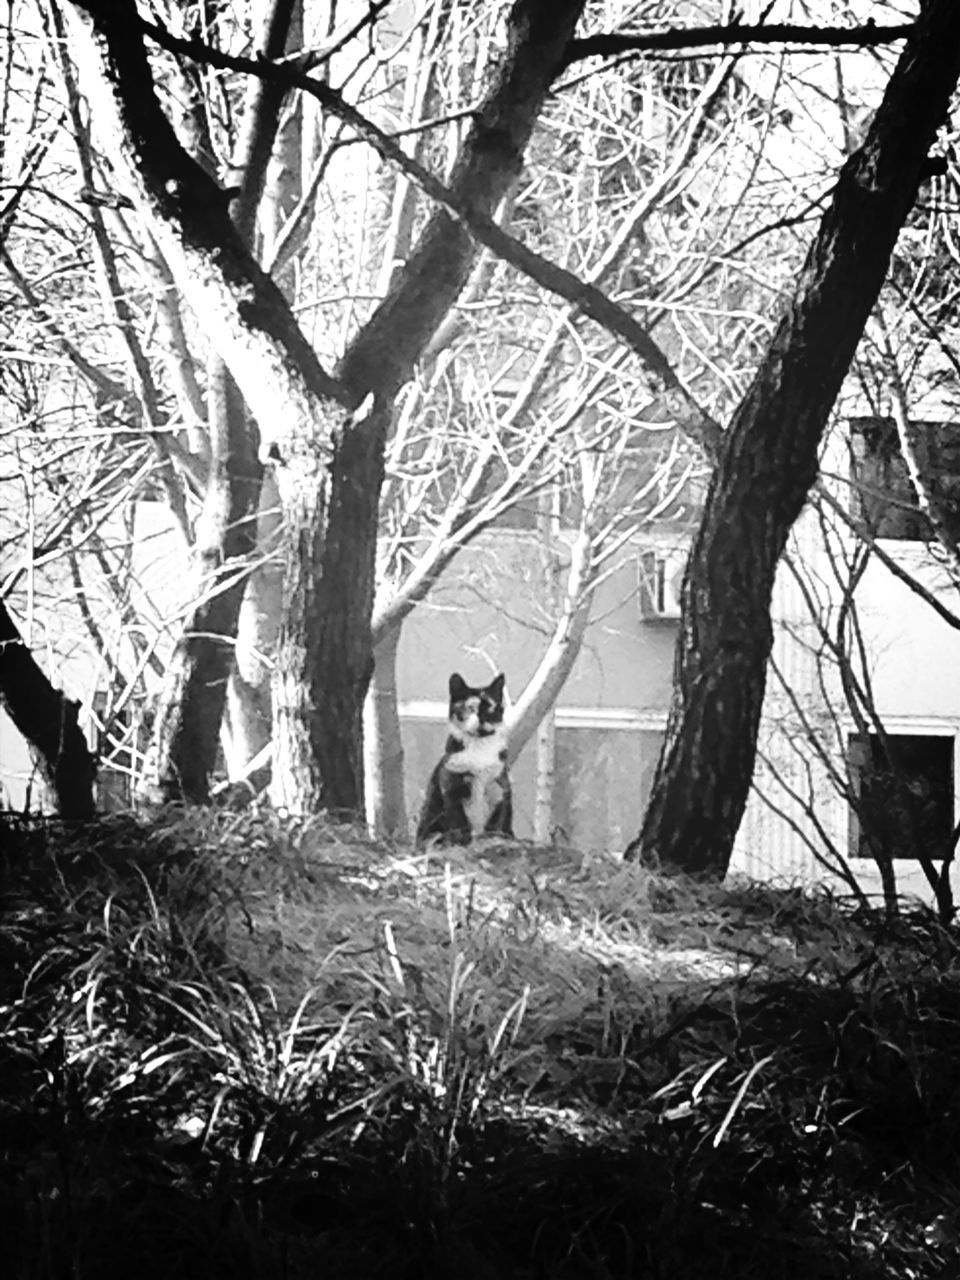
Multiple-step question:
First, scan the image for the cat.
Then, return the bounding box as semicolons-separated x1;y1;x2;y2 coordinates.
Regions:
416;672;514;845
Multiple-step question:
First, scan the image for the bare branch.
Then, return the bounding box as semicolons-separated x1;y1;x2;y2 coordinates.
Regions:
563;21;916;70
135;10;720;450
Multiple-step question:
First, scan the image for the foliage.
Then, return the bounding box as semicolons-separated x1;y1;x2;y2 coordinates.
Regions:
2;811;960;1278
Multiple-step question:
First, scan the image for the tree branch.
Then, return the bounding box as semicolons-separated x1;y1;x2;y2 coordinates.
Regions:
136;11;719;451
66;0;345;467
562;21;915;69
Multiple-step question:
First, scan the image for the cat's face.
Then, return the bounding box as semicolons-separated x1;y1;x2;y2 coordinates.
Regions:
448;672;506;739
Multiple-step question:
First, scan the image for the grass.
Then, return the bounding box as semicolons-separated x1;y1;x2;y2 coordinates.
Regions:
1;809;959;1278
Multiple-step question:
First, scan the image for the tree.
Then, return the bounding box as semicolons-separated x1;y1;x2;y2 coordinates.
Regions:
626;0;960;876
0;597;96;817
361;31;746;836
3;0;935;845
62;0;586;816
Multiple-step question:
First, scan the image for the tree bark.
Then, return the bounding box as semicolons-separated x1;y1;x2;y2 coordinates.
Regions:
225;470;282;784
271;435;329;812
626;0;960;876
0;599;97;818
363;623;407;838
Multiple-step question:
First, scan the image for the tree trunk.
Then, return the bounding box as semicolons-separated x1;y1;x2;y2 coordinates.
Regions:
224;469;282;784
271;434;329;813
532;710;556;844
146;369;262;802
363;622;407;838
507;518;595;763
626;0;960;876
271;403;389;816
0;599;96;818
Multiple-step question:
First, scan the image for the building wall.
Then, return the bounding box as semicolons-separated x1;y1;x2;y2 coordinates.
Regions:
395;529;680;713
395;528;679;848
732;516;960;908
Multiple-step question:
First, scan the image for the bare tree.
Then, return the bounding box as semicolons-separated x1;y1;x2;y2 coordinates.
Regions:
4;0;937;847
626;0;960;876
0;597;96;817
61;0;586;816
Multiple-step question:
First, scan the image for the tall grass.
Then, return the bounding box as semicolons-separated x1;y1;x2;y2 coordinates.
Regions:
1;810;958;1278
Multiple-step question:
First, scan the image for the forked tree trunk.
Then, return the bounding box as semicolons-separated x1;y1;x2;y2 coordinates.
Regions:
627;0;960;876
0;599;96;818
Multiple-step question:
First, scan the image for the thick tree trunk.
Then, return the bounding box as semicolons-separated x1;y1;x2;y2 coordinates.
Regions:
626;0;960;876
271;435;329;813
0;599;96;818
272;402;388;814
363;623;407;838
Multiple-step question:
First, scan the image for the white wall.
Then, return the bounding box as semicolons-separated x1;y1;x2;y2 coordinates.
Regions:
735;516;960;910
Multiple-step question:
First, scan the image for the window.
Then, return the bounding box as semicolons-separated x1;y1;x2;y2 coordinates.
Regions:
848;732;955;861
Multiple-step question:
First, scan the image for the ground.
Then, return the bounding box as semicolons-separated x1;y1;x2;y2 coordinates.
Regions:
1;810;958;1279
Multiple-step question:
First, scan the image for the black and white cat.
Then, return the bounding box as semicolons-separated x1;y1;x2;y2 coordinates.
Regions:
416;672;513;845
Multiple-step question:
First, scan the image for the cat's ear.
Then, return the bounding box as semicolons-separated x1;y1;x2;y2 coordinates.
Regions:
488;673;506;698
449;673;469;699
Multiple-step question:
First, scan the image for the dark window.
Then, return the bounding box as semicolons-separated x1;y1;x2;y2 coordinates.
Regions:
848;732;955;861
850;417;960;540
